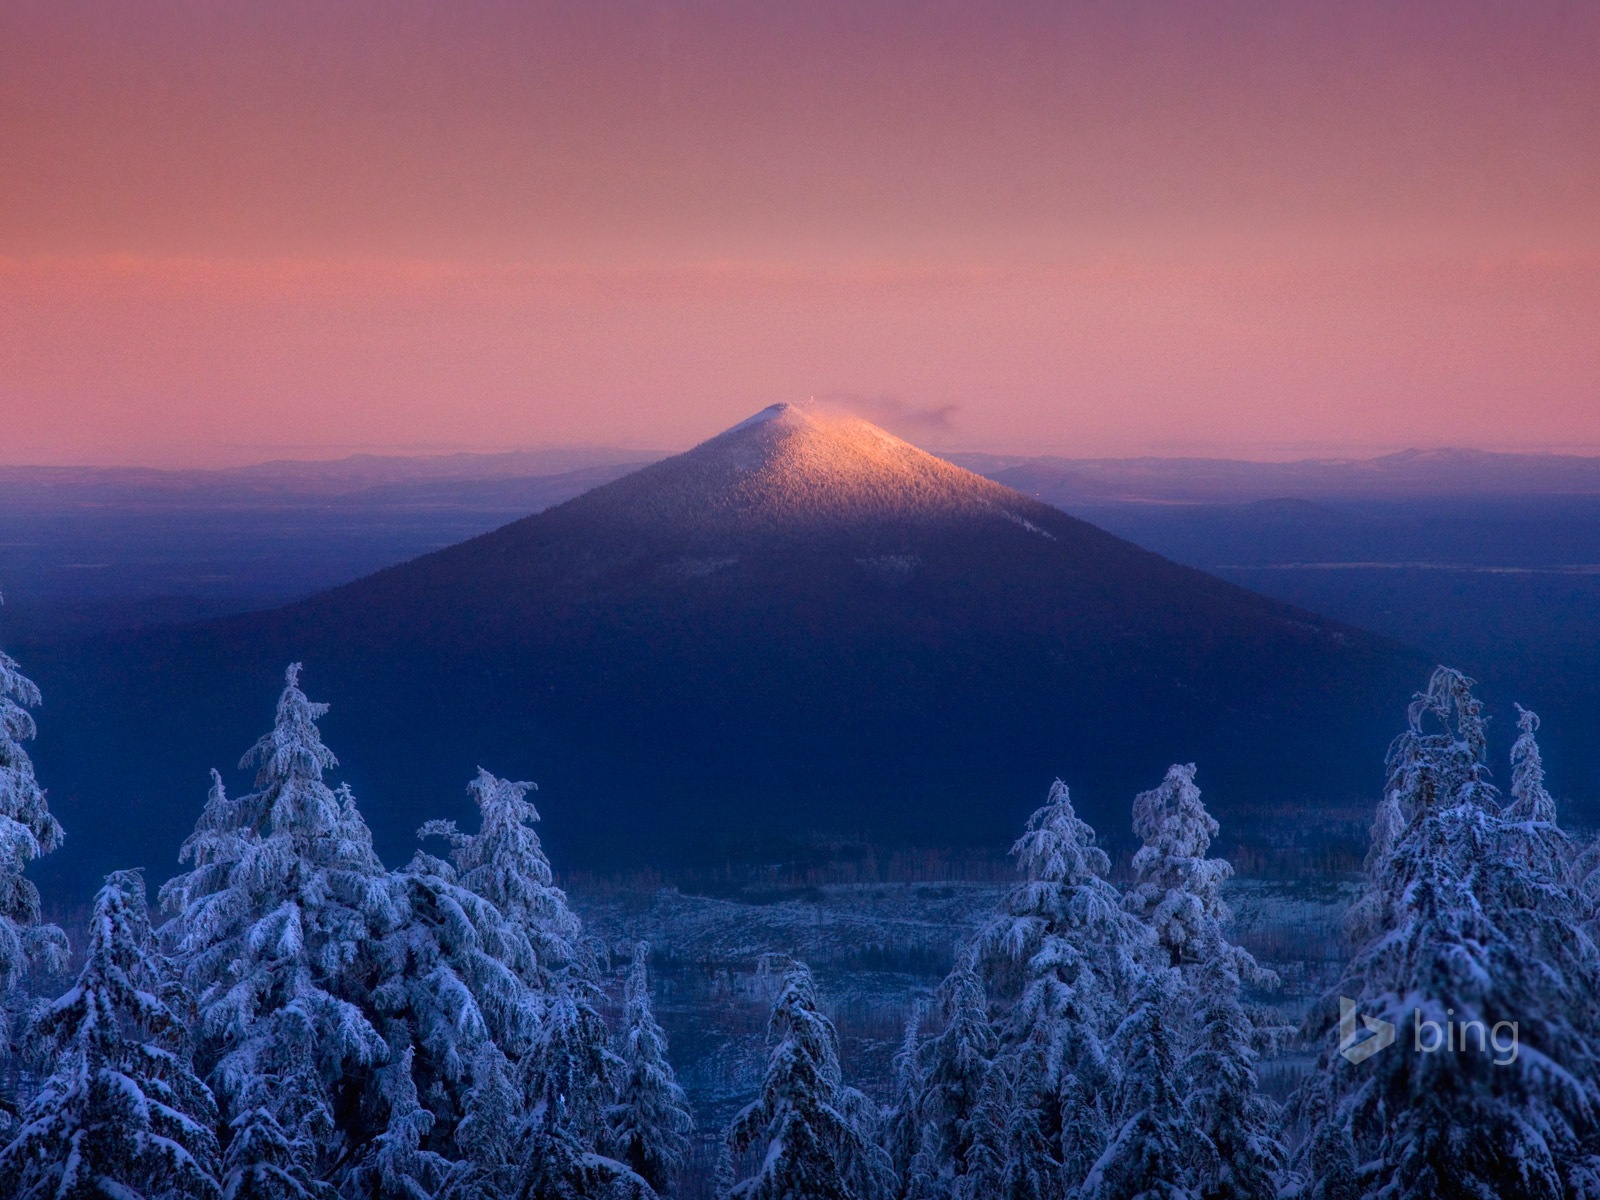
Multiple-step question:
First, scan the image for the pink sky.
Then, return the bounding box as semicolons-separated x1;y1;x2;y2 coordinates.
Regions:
2;1;1597;465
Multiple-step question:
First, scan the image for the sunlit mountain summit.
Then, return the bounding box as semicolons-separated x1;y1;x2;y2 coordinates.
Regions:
33;405;1425;878
575;401;1046;533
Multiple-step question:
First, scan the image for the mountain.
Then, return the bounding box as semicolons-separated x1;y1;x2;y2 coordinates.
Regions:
11;443;1600;629
20;405;1430;885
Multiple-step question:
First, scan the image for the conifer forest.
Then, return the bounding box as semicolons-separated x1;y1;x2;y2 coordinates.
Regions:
5;630;1598;1198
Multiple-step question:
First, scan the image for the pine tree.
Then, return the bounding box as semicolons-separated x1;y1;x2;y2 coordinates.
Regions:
1301;1116;1359;1200
346;1048;451;1200
1183;954;1283;1200
1296;668;1600;1199
441;1043;522;1200
0;869;222;1199
713;1142;737;1200
981;781;1147;1025
417;769;637;1198
726;961;892;1200
972;780;1149;1197
1506;705;1579;909
1123;765;1233;971
0;600;67;1043
526;987;617;1144
1003;1043;1062;1200
952;1054;1010;1200
221;1090;336;1200
1508;704;1556;823
837;1084;893;1198
375;837;543;1152
607;943;693;1194
1081;970;1207;1200
884;1006;924;1192
160;664;401;1185
161;769;254;996
901;959;996;1199
1121;765;1282;1199
423;769;587;991
1057;1067;1107;1192
515;987;654;1200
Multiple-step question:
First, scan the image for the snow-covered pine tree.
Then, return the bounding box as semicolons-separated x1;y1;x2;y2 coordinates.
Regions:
1123;764;1233;971
607;943;693;1195
1499;705;1600;1149
836;1084;893;1198
883;1006;924;1192
972;780;1149;1195
160;665;401;1187
900;958;996;1199
374;835;543;1156
1505;704;1583;915
440;1043;522;1200
1183;953;1284;1200
0;869;222;1199
953;1052;1012;1200
1296;668;1600;1199
414;768;633;1191
725;961;892;1200
1121;763;1283;1199
158;769;257;1008
0;598;67;1047
1001;1042;1063;1200
517;987;652;1200
1508;704;1556;823
424;769;588;991
1081;969;1208;1200
1300;1116;1359;1200
222;1086;337;1200
1565;721;1600;937
406;768;633;1197
1057;1067;1104;1192
345;1048;451;1200
525;986;614;1135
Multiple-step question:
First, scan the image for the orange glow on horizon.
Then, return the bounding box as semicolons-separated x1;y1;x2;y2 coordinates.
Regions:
1;2;1596;465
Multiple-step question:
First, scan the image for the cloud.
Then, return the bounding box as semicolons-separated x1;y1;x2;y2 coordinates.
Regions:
821;393;959;440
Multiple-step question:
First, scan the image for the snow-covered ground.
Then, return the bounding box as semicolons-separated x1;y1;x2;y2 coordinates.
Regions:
574;875;1360;1140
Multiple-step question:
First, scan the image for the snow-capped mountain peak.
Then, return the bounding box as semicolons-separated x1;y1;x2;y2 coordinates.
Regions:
562;402;1021;534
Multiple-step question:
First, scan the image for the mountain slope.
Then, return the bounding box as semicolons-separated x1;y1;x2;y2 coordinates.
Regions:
23;406;1428;883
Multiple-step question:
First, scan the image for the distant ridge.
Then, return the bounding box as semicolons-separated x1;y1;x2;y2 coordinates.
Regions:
0;445;656;504
10;439;1600;508
953;447;1600;504
23;405;1429;883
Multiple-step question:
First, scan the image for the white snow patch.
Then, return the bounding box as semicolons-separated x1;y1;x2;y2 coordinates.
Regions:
999;509;1056;539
